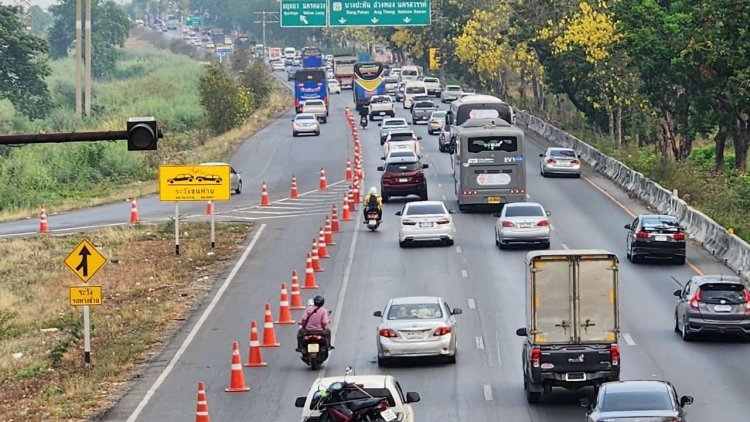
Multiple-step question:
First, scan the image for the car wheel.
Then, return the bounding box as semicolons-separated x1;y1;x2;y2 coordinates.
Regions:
574;173;581;178
315;131;320;136
444;238;454;246
540;167;546;177
680;321;693;341
292;131;298;137
438;144;445;152
674;313;681;333
382;192;389;203
673;255;686;265
541;241;551;249
399;240;407;248
377;356;387;367
498;240;507;250
495;229;500;246
525;383;541;404
322;118;327;124
235;181;242;194
445;350;457;364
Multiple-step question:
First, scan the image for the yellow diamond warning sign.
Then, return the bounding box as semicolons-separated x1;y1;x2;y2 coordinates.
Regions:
64;239;106;283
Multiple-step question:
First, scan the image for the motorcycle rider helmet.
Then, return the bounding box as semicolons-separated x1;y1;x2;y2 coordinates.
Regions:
313;295;325;307
369;186;377;195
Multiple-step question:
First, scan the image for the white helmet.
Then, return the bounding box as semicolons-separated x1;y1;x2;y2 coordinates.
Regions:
369;187;378;195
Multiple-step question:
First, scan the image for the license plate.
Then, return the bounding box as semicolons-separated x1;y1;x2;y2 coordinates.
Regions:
419;222;433;228
558;161;571;166
398;178;408;182
654;235;668;242
381;409;397;421
565;372;586;381
404;331;423;339
307;343;320;353
519;223;532;228
714;305;732;312
487;197;501;204
379;112;385;115
369;219;377;225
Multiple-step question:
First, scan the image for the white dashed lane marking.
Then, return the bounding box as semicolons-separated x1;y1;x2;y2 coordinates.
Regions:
475;336;485;350
461;269;468;278
467;298;476;309
622;332;636;346
483;384;494;401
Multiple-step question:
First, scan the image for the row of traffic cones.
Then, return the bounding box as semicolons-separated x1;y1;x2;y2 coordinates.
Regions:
37;198;141;234
260;167;331;206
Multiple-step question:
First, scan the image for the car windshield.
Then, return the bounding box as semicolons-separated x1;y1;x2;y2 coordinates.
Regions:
699;283;747;304
504;205;544;217
388;303;443;320
446;86;461;91
550;149;576;158
388;152;416;159
389;134;415;142
385;162;420;172
296;115;315;121
415;102;434;108
600;391;673;412
371;97;390;103
305;101;323;107
423;78;438;83
467;136;518;153
384;119;407;127
385;78;398;83
431;112;446;118
405;204;445;215
641;217;679;231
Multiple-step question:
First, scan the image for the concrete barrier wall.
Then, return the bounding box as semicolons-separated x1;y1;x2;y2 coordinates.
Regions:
516;111;750;278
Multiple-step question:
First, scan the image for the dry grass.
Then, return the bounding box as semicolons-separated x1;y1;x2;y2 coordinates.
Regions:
0;222;252;420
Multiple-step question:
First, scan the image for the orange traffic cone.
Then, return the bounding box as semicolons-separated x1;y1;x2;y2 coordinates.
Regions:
290;272;304;310
341;197;352;221
129;197;140;225
345;159;353;181
324;216;335;245
261;303;280;347
353;180;361;203
331;205;341;233
276;283;296;324
224;341;251;392
348;189;358;212
290;175;298;199
195;381;210;422
319;167;327;190
260;182;270;206
318;228;330;258
205;200;214;216
38;204;49;234
356;162;364;181
244;321;267;367
311;239;324;272
302;253;319;289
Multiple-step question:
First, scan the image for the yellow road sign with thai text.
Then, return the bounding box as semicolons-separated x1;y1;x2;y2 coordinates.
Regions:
159;164;231;201
69;286;103;306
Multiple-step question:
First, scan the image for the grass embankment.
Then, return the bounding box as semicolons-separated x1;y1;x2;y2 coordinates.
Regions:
0;222;252;420
0;33;291;222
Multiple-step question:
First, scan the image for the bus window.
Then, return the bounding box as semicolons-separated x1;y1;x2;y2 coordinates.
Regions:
467;136;518;153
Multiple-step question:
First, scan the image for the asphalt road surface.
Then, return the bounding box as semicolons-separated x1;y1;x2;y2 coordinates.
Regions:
4;67;744;420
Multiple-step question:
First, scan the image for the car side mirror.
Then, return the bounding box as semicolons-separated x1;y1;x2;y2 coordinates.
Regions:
295;397;306;407
451;308;462;315
539;153;544;157
545;211;551;216
292;119;295;121
380;156;385;160
417;136;423;140
679;395;694;406
515;328;528;337
422;164;429;169
395;211;402;216
448;209;456;214
623;224;631;230
673;289;682;297
578;398;591;408
377;166;384;171
373;311;382;317
378;123;382;126
405;392;421;403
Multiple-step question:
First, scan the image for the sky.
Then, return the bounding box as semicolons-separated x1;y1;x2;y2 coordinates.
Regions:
1;0;128;11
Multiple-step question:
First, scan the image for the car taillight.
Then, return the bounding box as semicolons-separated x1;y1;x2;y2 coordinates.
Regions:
546;159;556;164
537;220;549;227
610;344;620;366
571;159;580;165
689;289;702;309
744;289;750;312
379;401;389;411
673;232;685;240
434;326;452;336
401;219;417;226
436;218;451;225
636;230;650;238
379;329;397;338
530;346;541;368
501;220;514;228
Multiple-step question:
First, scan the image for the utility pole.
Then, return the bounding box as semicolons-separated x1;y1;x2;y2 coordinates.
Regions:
254;11;279;49
84;0;92;117
75;0;83;116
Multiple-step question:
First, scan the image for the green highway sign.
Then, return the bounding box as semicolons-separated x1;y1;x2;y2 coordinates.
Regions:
280;0;328;27
185;16;202;26
329;0;431;27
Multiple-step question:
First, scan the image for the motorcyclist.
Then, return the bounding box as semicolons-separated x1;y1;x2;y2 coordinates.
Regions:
358;107;369;128
297;295;333;351
362;186;383;221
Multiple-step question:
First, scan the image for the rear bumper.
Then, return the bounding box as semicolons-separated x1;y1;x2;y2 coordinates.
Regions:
498;228;550;243
543;164;580;174
631;244;685;257
687;318;750;335
383;182;425;197
399;226;454;242
532;370;620;389
378;334;454;357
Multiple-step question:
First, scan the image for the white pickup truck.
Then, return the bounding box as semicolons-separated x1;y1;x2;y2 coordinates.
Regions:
295;374;420;421
382;129;422;158
368;95;396;120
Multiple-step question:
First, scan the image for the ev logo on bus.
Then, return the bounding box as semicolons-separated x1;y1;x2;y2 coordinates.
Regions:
504;156;524;163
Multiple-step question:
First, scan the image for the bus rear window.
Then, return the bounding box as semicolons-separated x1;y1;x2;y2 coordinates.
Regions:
467;136;518;153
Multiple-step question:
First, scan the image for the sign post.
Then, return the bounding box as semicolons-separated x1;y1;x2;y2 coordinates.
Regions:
64;239;106;369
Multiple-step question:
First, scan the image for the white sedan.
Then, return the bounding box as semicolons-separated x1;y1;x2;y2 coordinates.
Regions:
327;79;341;94
396;201;455;247
271;61;285;71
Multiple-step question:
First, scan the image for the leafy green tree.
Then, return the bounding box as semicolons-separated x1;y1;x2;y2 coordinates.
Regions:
48;0;131;78
0;6;52;119
29;5;52;36
199;64;252;134
238;58;273;109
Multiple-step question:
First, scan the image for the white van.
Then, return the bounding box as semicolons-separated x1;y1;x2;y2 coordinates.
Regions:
403;81;427;109
400;65;421;82
283;47;296;59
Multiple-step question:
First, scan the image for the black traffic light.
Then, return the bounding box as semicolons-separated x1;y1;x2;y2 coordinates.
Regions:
434;49;442;68
127;117;159;151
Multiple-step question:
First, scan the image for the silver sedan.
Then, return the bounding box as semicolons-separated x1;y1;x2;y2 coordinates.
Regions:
495;202;551;249
374;296;462;366
540;147;581;177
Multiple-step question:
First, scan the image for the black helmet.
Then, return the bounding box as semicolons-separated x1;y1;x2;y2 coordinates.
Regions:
313;295;325;306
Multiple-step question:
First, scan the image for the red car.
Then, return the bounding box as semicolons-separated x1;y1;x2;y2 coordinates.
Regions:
377;157;429;202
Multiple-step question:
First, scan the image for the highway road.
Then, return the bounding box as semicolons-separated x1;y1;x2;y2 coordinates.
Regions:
4;61;744;419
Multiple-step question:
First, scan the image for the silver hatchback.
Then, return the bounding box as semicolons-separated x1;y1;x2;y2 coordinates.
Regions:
374;296;462;366
495;202;551;249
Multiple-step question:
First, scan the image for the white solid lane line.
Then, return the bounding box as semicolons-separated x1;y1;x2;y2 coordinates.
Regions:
483;384;494;401
622;332;636;346
127;223;267;422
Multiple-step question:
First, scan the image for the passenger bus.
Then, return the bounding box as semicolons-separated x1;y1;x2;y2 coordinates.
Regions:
301;47;323;68
444;94;515;152
451;118;527;211
333;54;357;88
294;69;328;113
352;61;385;111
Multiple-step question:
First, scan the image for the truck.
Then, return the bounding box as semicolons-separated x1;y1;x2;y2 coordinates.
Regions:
333;54;357;88
515;250;620;404
210;29;224;46
367;95;395;120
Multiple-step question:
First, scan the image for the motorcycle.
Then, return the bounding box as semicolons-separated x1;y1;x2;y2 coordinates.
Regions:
299;330;331;370
360;115;368;129
366;211;381;231
310;370;397;421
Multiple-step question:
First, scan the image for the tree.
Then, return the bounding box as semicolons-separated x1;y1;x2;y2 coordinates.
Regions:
29;5;52;36
0;6;52;119
238;59;273;110
48;0;131;78
199;64;253;134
